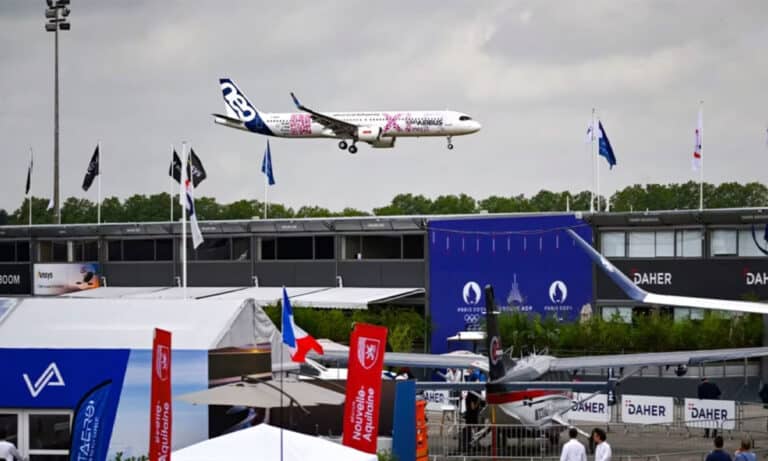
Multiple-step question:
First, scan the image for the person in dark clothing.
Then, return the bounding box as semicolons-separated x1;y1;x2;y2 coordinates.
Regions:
459;371;483;453
705;435;732;461
698;378;722;438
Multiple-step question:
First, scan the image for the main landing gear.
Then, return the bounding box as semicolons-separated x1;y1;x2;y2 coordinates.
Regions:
447;136;454;150
339;140;358;154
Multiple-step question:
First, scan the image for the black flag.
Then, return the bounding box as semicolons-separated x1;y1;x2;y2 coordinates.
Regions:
25;156;33;195
82;145;100;191
169;148;206;187
169;150;182;183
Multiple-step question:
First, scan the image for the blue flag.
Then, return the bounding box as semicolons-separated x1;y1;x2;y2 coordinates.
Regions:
69;380;113;461
261;141;275;186
598;121;617;169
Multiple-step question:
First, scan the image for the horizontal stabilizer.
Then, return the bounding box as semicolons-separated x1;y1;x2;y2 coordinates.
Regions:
566;229;768;314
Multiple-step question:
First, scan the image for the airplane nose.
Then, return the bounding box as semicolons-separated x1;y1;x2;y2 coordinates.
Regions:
471;121;482;132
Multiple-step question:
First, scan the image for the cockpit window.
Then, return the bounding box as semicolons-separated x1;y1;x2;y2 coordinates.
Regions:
459;115;472;121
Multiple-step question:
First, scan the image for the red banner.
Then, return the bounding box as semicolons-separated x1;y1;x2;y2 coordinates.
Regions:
342;323;388;454
149;328;172;461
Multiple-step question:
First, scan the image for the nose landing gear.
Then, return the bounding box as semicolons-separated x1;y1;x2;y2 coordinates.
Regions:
447;136;454;150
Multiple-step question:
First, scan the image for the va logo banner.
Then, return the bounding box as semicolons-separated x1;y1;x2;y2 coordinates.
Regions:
23;362;65;398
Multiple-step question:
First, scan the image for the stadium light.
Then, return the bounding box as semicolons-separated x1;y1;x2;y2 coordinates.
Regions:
44;0;72;224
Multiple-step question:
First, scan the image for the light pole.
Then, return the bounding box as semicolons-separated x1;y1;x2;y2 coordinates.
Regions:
45;0;71;224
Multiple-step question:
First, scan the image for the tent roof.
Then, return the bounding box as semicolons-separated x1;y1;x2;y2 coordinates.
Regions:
0;297;264;350
59;286;423;309
177;379;345;408
173;424;376;461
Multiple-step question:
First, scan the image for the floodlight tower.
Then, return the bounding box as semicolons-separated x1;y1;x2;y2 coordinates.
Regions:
45;0;71;224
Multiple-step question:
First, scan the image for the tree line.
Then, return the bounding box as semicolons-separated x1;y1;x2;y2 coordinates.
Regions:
1;180;766;225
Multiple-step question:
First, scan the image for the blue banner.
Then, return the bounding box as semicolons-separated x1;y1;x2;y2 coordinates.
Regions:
392;380;416;461
69;380;113;461
428;215;593;353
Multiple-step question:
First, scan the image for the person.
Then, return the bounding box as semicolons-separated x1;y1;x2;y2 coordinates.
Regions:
459;372;482;453
0;428;22;461
560;427;586;461
698;378;722;438
734;438;756;461
705;435;731;461
592;428;611;461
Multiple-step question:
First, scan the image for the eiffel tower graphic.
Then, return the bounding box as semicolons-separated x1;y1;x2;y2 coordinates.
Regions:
505;273;524;310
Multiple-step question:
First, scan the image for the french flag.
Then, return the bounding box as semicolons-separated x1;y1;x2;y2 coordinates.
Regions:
281;287;323;362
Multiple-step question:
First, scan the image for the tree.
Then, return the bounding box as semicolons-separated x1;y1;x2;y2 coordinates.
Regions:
62;197;96;224
295;206;333;218
101;196;124;223
373;193;433;215
431;194;476;214
222;200;260;220
10;197;54;225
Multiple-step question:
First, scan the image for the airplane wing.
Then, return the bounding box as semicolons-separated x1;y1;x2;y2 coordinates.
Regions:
566;229;768;314
549;346;768;372
310;339;487;370
290;92;358;137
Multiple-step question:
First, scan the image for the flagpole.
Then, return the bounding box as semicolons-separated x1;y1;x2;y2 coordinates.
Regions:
181;142;188;300
97;141;102;226
264;172;268;220
28;147;33;228
592;108;597;212
280;295;284;461
170;145;174;224
699;100;704;211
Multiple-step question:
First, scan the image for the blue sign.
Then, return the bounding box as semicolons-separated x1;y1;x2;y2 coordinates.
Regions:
428;215;593;353
0;348;129;460
69;380;114;461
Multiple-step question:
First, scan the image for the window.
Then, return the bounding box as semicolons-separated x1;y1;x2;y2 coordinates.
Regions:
123;240;155;261
655;231;674;257
362;236;401;259
600;232;625;257
107;241;122;261
37;241;68;262
193;238;231;260
628;232;654;258
0;242;14;261
344;236;362;260
315;236;334;259
277;237;313;260
156;239;173;261
676;230;702;257
710;230;737;256
232;237;251;261
601;306;632;323
459;115;472;121
17;242;30;262
403;235;424;259
738;229;767;257
261;238;276;260
72;241;98;262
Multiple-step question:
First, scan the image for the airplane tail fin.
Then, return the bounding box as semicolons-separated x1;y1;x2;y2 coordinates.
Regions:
484;284;506;381
217;78;273;135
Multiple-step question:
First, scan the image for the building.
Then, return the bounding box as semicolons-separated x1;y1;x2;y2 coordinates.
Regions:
2;208;768;351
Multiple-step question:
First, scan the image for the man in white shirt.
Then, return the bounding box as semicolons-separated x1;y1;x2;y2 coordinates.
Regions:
560;427;586;461
592;428;612;461
0;428;23;461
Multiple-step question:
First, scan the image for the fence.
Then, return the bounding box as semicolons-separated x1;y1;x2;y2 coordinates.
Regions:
425;403;768;460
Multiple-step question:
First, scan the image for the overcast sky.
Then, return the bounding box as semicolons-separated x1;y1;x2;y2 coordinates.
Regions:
1;1;767;213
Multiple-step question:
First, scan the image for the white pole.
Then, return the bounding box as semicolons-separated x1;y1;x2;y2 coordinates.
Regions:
595;112;601;212
592;108;597;212
28;147;33;228
181;141;188;300
264;172;268;220
699;100;704;211
97;141;102;225
170;145;174;223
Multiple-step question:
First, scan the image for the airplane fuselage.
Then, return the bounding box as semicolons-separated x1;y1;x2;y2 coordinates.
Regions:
217;110;480;140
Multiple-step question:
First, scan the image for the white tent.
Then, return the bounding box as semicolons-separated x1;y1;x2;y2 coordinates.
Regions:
172;424;377;461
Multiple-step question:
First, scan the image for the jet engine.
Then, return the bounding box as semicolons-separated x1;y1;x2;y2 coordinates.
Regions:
370;137;396;148
356;126;382;142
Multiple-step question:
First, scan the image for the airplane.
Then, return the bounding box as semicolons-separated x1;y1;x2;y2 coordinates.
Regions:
310;229;768;445
213;78;482;154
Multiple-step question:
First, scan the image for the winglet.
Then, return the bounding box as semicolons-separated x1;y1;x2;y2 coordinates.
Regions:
290;92;302;109
565;229;647;302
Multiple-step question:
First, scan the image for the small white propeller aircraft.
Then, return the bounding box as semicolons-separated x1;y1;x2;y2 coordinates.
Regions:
213;78;481;153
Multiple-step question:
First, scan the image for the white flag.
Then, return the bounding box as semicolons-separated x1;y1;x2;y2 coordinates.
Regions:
47;197;54;211
692;108;703;171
